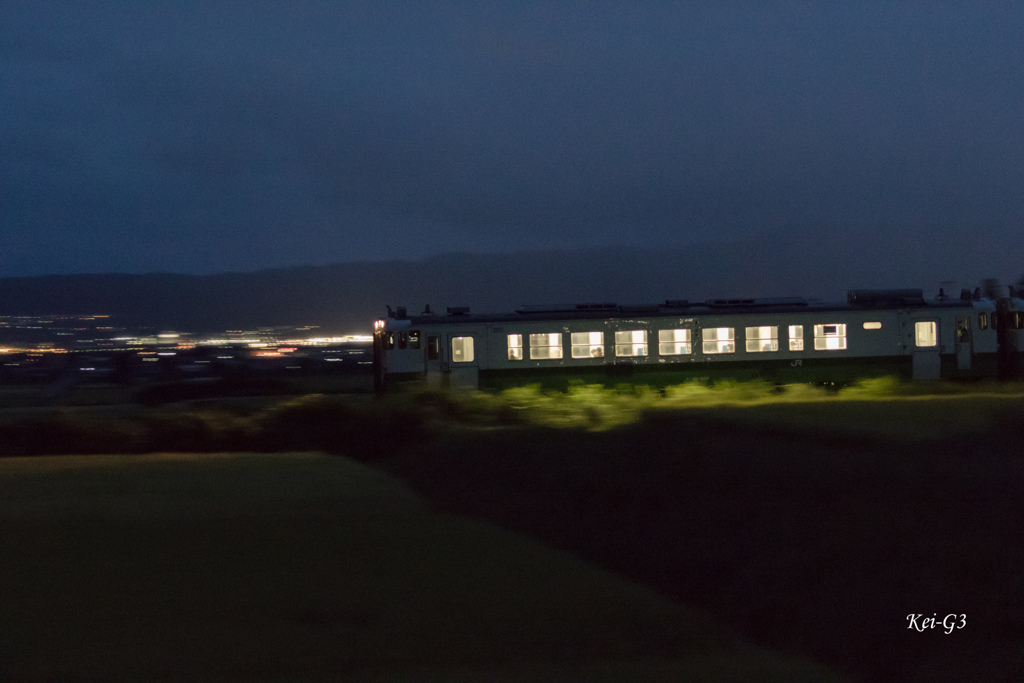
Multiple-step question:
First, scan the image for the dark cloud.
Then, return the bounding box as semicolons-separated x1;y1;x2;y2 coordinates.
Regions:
1;2;1022;283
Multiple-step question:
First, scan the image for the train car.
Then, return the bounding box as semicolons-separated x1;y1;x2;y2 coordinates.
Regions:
374;288;1019;392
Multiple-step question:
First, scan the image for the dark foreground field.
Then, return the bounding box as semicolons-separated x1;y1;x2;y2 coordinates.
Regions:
0;452;838;681
1;384;1023;680
384;413;1024;682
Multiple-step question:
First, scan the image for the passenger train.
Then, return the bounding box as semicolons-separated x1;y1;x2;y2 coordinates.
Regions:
373;288;1024;392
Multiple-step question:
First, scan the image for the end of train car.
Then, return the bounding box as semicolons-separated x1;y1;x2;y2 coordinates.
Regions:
374;288;1024;392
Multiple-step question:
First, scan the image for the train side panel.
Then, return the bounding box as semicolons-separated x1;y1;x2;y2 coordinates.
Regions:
375;297;1008;391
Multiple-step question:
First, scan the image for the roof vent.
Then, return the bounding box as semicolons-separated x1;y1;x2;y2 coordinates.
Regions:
706;298;756;307
516;304;577;314
847;289;925;306
446;306;470;315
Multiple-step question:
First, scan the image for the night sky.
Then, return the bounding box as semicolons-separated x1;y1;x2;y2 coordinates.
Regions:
2;2;1023;281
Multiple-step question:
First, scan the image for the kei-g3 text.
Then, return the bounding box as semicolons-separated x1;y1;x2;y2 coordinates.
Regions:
907;614;966;634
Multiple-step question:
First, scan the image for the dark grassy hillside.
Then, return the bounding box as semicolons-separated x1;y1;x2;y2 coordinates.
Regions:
0;452;842;681
1;384;1022;679
381;414;1024;682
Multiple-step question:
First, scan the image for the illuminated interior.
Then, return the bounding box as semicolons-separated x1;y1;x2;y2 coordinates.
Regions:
658;329;691;355
789;325;804;351
451;336;475;362
702;327;735;354
529;332;563;360
614;330;647;357
813;324;847;350
571;331;604;358
745;326;778;352
507;334;523;360
914;321;937;347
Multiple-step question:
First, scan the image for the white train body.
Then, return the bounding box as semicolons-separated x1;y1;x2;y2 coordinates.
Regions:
374;289;1021;391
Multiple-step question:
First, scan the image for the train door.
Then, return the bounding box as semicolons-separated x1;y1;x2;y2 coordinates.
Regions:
423;332;480;389
955;315;972;372
910;317;941;380
447;332;479;390
424;334;445;387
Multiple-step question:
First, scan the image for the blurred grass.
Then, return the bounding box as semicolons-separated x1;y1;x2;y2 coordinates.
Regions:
3;378;1024;457
0;452;842;681
409;378;1024;442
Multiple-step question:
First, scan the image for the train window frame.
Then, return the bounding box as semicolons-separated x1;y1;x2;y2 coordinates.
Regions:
398;331;408;349
507;334;524;361
788;325;804;351
1013;312;1024;330
745;326;778;353
384;332;395;350
529;332;564;360
408;330;421;350
813;324;847;351
614;330;648;357
702;327;735;355
451;336;475;363
571;331;605;359
914;321;937;348
978;313;988;330
427;336;440;360
658;329;692;356
956;317;971;343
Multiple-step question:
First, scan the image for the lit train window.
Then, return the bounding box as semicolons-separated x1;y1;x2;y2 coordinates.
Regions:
978;314;988;330
529;333;563;360
1014;312;1024;329
384;332;395;350
451;337;475;363
813;324;847;350
408;330;421;349
507;334;523;361
571;332;605;358
914;321;937;347
614;330;648;357
658;329;691;355
788;325;804;351
863;322;882;330
745;326;778;352
702;327;735;354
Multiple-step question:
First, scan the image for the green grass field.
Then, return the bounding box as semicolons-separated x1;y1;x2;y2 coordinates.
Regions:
0;452;842;681
2;379;1023;679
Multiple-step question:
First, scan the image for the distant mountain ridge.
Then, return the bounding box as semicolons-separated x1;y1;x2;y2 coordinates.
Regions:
0;232;1016;333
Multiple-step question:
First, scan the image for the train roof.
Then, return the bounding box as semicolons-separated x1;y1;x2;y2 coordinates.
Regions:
387;289;987;326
